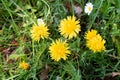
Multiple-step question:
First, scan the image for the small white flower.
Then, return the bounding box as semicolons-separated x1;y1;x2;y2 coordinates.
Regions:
84;2;93;15
37;18;44;25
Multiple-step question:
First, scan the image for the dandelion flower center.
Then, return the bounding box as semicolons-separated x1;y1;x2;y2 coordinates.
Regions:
59;16;81;39
19;61;30;70
49;39;71;61
30;22;49;41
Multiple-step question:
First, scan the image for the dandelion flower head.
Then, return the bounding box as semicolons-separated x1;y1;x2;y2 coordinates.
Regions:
49;39;71;61
84;2;93;15
85;29;97;40
85;29;106;52
30;20;49;41
19;61;30;70
59;16;81;39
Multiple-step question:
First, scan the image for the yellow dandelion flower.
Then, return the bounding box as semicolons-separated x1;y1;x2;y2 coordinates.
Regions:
19;61;30;70
49;39;71;61
30;22;49;41
59;16;81;39
85;29;106;52
86;35;106;52
85;29;97;40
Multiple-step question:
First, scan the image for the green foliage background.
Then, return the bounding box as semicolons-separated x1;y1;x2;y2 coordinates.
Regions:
0;0;120;80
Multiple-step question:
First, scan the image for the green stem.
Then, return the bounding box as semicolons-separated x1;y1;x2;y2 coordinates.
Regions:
70;0;75;15
88;0;104;30
32;40;35;58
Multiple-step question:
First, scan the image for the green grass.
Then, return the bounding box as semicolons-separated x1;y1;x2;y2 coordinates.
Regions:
0;0;120;80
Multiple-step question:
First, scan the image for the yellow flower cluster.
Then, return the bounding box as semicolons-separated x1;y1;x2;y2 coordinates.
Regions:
31;16;81;41
30;16;81;61
19;61;30;70
30;16;107;62
49;39;71;61
85;29;106;52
